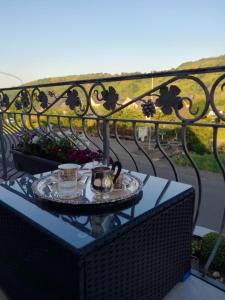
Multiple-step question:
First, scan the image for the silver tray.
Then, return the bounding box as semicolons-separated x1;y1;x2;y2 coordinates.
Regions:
32;172;143;207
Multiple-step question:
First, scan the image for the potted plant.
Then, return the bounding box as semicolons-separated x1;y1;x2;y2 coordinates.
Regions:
12;131;105;174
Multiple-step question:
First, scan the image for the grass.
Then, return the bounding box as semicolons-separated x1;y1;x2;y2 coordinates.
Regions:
172;152;225;173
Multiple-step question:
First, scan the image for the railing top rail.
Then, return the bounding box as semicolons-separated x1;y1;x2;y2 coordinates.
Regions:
1;65;225;91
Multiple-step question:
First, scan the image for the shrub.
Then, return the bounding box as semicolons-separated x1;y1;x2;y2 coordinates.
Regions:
186;127;212;154
200;232;225;272
219;142;225;153
192;239;201;256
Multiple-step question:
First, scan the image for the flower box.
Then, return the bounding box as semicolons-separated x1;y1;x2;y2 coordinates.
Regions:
11;149;60;175
12;132;106;174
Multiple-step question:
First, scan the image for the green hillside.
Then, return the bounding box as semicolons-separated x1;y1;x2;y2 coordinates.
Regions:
177;54;225;69
26;73;114;86
0;54;213;118
24;55;225;107
26;54;225;86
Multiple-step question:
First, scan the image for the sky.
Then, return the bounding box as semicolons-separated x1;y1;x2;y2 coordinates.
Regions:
0;0;225;86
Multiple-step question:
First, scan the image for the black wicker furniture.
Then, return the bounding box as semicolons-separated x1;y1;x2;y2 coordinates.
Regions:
0;171;194;300
11;149;60;174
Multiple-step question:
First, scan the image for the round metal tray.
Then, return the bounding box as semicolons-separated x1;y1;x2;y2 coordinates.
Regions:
32;172;143;208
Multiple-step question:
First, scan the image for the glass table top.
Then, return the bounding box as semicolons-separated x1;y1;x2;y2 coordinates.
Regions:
0;170;193;251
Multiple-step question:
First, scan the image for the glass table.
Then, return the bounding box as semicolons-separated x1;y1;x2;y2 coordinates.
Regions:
0;171;194;300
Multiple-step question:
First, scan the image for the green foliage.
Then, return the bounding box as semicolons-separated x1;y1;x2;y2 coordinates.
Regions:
39;135;73;161
192;240;201;256
156;126;212;155
112;106;144;120
21;54;225;113
19;131;33;154
5;55;225;164
186;127;212;154
17;131;74;162
112;106;144;131
201;232;225;272
155;126;180;141
16;131;105;164
172;152;225;173
219;142;225;153
172;153;190;168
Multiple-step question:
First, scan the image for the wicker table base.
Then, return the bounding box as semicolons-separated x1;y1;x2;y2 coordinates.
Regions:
0;189;194;300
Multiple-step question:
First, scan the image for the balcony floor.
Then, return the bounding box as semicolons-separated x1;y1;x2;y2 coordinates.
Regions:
0;275;224;299
164;275;225;300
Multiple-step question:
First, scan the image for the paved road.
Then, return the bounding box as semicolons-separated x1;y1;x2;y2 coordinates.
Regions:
106;138;225;232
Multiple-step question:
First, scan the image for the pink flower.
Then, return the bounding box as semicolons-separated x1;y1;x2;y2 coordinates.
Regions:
67;148;113;164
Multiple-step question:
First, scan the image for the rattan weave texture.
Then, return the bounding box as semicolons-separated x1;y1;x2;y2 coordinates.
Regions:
0;189;194;299
83;193;194;299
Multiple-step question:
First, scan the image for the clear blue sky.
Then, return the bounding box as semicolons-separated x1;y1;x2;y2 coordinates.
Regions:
0;0;225;86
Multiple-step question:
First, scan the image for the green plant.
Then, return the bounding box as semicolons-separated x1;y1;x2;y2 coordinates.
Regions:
17;131;74;161
172;152;225;173
219;142;225;153
192;240;201;256
186;127;212;154
200;232;225;272
16;131;106;164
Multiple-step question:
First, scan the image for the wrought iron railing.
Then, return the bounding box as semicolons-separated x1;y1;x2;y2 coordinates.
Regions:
0;65;225;285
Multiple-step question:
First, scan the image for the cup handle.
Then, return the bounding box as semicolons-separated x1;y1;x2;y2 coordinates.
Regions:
111;161;122;184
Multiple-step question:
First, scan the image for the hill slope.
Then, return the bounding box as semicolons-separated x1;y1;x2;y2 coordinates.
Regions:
26;54;225;85
177;54;225;69
24;54;225;110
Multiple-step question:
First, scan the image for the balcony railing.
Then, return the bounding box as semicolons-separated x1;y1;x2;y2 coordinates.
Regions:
0;65;225;288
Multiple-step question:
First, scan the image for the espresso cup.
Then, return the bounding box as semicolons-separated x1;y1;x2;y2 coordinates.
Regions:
58;163;80;197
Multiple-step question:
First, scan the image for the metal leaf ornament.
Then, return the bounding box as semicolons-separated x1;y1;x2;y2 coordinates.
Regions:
155;85;183;115
21;90;30;108
14;90;29;110
38;91;48;109
15;99;22;110
65;89;82;110
101;86;119;111
0;93;9;108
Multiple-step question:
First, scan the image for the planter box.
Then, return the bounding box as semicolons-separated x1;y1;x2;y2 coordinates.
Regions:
11;149;60;175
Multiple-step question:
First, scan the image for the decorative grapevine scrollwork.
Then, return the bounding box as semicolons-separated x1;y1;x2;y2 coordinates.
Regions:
63;85;89;116
94;86;119;111
38;91;48;109
31;88;49;112
65;89;83;110
88;83;120;117
141;99;156;117
89;81;202;120
0;70;221;123
139;84;199;119
210;75;225;122
14;89;30;111
15;99;22;110
0;92;9;110
155;85;183;115
29;85;88;115
48;90;56;98
149;83;199;120
221;82;225;91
